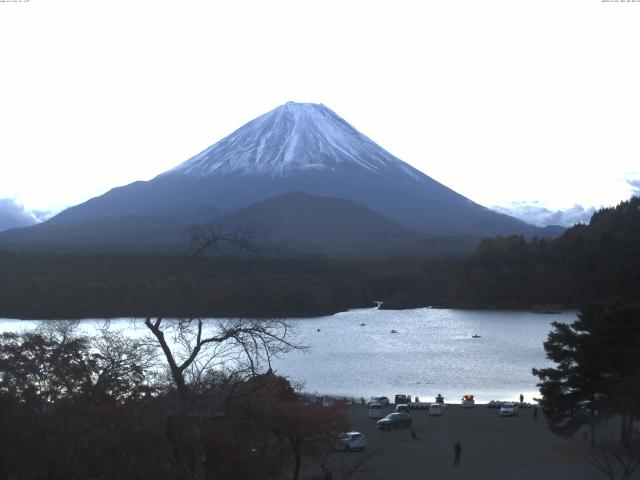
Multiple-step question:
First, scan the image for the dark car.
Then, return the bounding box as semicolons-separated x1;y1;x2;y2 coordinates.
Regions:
377;412;412;430
394;394;412;404
366;396;390;407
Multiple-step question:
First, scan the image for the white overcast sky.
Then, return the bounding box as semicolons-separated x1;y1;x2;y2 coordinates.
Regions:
1;0;639;219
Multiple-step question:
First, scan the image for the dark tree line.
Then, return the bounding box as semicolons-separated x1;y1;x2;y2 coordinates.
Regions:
0;253;456;319
452;196;640;308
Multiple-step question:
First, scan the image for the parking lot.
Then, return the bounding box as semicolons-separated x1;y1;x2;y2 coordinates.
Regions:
305;403;603;480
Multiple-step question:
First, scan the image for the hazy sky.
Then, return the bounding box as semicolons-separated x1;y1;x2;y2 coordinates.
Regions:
1;0;639;224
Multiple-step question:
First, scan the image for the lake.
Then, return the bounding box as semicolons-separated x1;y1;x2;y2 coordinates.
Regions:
0;307;575;404
270;307;575;403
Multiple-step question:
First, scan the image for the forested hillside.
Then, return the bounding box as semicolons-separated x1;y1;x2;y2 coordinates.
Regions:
450;197;640;308
0;253;454;319
1;198;637;319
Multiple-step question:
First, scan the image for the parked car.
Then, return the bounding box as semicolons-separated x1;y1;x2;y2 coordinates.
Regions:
367;396;390;407
394;394;410;404
395;404;410;414
429;403;443;416
575;400;592;414
336;432;366;451
368;403;384;419
377;412;412;430
499;402;519;417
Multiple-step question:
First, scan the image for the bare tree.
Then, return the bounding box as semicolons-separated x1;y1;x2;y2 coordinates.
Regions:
185;224;257;261
584;442;640;480
143;316;301;412
140;227;304;480
91;322;158;401
36;319;81;345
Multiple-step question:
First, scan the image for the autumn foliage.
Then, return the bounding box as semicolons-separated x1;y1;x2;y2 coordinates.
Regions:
0;330;347;480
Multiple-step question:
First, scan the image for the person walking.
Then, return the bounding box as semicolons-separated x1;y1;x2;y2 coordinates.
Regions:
533;404;538;421
519;393;524;404
454;440;462;467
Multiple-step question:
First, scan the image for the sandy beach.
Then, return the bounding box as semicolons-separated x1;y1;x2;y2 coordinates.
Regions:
304;403;603;480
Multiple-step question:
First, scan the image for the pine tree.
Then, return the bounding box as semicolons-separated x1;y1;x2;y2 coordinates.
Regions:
533;301;640;445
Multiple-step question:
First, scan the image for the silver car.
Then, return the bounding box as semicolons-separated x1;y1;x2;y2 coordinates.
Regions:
499;402;519;417
336;432;367;451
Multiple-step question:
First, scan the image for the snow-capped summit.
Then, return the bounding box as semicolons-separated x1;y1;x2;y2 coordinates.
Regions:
166;102;421;180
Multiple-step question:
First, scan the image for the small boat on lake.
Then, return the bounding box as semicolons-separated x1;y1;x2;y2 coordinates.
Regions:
360;323;366;326
390;329;398;334
472;334;481;338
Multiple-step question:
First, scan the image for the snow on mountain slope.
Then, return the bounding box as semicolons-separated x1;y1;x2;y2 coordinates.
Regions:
165;102;423;181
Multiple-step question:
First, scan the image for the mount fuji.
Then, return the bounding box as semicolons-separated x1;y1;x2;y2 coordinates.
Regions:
0;102;560;254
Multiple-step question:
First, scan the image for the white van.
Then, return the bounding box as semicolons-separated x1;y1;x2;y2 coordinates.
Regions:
368;403;383;419
428;403;443;416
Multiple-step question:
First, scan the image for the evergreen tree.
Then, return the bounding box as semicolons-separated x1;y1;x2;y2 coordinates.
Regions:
533;301;640;445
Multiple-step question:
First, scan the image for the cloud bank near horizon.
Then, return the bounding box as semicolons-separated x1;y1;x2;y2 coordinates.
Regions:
0;198;53;232
493;202;596;228
627;178;640;196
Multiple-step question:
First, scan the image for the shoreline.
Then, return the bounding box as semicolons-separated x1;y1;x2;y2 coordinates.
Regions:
0;304;577;322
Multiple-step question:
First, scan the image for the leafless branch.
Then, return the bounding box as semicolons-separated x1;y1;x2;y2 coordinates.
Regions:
584;442;640;480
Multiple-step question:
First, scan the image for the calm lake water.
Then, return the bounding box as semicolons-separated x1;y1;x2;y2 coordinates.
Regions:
0;307;575;404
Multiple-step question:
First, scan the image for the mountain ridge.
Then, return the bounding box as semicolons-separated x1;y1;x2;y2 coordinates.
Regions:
216;191;412;239
0;101;563;254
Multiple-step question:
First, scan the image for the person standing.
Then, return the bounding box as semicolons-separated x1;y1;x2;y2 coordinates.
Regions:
519;393;524;404
533;404;538;421
321;465;333;480
454;440;462;467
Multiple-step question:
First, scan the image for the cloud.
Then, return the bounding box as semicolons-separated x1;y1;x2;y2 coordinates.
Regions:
493;201;596;228
627;178;640;196
31;209;55;222
0;198;40;232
